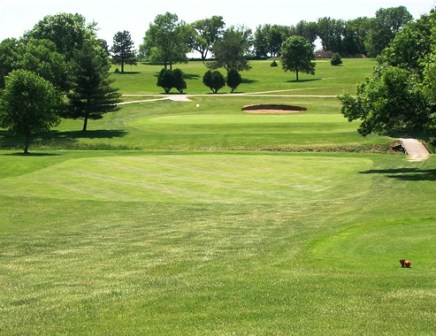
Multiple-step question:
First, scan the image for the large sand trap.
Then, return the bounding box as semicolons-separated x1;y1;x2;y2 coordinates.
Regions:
242;104;307;114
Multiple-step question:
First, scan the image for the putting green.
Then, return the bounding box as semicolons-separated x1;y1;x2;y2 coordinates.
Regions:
132;113;347;126
0;154;372;204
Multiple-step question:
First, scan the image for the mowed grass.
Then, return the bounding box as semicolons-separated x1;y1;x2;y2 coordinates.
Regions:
114;58;376;95
46;95;389;151
0;151;434;335
1;59;388;152
0;58;434;335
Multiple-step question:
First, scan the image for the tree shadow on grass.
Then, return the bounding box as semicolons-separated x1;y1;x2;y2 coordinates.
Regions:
242;78;258;84
183;73;200;80
113;71;141;75
152;72;200;80
360;168;436;181
286;78;321;83
4;152;62;157
52;129;127;140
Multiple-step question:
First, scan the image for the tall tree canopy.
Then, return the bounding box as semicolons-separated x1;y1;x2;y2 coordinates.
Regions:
339;10;435;139
364;6;413;57
15;39;70;92
66;41;121;131
190;16;225;60
0;38;19;88
111;30;137;73
317;17;345;53
209;26;253;71
140;12;191;69
254;24;293;58
24;13;97;61
0;70;61;153
339;66;431;136
281;36;315;81
0;38;69;93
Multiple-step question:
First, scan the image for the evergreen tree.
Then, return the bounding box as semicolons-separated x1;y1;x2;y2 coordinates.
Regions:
111;30;137;73
67;41;121;131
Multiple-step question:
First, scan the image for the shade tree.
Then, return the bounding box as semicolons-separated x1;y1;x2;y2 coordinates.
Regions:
190;16;225;60
339;10;435;139
364;6;413;57
0;70;61;153
209;26;253;71
140;12;191;69
281;36;316;81
24;13;97;61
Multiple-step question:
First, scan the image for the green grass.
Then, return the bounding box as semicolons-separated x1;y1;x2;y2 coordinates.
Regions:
0;58;434;335
114;58;376;95
0;151;434;335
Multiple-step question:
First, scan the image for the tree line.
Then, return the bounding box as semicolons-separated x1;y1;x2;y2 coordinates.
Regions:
133;6;414;70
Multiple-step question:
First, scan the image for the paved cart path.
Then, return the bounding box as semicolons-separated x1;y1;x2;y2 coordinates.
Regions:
400;138;430;162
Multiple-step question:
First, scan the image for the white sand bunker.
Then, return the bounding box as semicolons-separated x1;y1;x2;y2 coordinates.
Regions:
242;104;307;114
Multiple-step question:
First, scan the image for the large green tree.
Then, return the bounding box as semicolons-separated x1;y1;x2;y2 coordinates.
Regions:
317;17;345;53
339;66;431;136
254;24;291;58
209;26;252;71
140;12;191;69
339;10;435;139
66;41;121;131
0;38;70;92
342;17;372;55
0;70;61;153
15;39;70;92
364;6;412;57
190;16;225;60
295;20;318;43
281;36;316;81
25;13;97;61
378;11;435;74
111;30;137;73
0;38;19;88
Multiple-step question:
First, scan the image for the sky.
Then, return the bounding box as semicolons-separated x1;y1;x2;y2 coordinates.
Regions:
1;0;435;50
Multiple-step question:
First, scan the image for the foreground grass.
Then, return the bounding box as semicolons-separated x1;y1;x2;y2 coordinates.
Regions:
0;151;434;335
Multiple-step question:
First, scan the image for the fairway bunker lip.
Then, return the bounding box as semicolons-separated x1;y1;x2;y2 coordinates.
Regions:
242;104;307;114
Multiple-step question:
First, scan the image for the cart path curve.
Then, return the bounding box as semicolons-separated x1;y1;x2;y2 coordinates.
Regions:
400;138;430;162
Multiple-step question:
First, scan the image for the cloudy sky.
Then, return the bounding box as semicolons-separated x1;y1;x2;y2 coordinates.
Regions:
1;0;435;48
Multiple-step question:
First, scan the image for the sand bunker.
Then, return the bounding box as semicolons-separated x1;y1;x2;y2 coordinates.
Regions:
242;104;307;114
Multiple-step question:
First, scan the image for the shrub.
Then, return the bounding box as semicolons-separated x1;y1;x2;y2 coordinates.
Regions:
203;70;225;93
172;68;186;93
270;60;278;67
330;53;343;66
226;68;242;93
157;68;187;94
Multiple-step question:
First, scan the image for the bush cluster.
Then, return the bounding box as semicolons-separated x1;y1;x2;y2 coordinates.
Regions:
157;68;187;93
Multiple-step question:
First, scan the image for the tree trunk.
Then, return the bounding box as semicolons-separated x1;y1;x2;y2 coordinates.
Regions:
83;114;88;132
296;69;299;81
23;134;31;154
121;61;124;73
